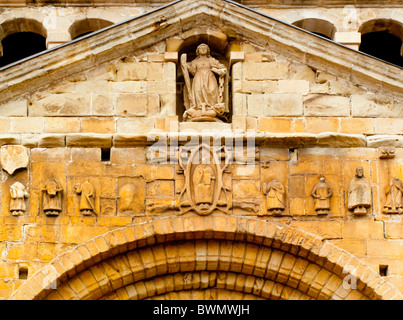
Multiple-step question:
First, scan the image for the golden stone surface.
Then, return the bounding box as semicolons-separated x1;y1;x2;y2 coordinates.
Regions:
0;0;402;301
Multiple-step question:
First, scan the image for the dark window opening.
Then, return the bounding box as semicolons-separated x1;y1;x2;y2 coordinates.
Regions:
359;31;403;68
101;148;111;162
379;265;389;277
0;32;47;68
18;267;28;280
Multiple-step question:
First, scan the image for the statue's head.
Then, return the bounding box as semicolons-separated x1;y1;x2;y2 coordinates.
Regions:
356;166;364;178
319;177;326;182
196;43;210;57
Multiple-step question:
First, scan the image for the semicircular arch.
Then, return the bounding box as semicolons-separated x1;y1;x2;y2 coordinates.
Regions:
10;215;403;300
68;18;114;40
0;17;47;41
292;18;336;40
359;18;403;40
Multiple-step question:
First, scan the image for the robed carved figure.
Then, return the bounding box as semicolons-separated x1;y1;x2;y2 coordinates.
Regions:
181;43;228;122
42;178;63;216
9;182;29;216
311;177;332;214
383;177;403;214
75;180;96;216
262;180;286;215
348;166;371;215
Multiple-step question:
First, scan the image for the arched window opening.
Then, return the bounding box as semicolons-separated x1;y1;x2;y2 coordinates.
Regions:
292;18;336;40
0;32;47;68
69;19;114;40
359;31;403;67
359;19;403;67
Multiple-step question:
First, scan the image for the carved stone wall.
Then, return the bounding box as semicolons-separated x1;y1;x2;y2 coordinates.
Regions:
1;144;403;299
0;0;402;300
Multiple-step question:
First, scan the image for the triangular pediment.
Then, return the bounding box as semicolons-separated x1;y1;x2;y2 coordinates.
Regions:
0;0;402;104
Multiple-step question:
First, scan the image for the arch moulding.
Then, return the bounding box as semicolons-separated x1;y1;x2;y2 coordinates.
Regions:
10;215;403;300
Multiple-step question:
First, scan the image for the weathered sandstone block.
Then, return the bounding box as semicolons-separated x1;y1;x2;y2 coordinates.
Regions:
245;62;288;80
248;93;303;117
304;94;350;117
352;94;399;118
29;94;91;117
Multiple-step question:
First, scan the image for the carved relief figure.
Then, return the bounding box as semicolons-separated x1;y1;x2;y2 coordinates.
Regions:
118;183;136;213
181;43;228;122
383;177;403;214
193;163;215;208
347;166;371;215
311;177;332;214
262;180;286;215
177;144;231;215
9;182;29;216
42;178;63;216
75;180;96;215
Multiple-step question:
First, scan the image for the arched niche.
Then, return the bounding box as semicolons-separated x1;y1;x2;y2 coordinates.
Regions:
359;19;403;67
172;32;232;123
292;18;336;40
68;18;114;40
0;18;47;67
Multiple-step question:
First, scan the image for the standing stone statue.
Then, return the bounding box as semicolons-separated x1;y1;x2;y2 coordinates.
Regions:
347;166;371;215
383;177;403;214
75;180;96;215
262;180;286;215
181;43;228;122
9;182;29;216
42;178;63;216
311;177;332;215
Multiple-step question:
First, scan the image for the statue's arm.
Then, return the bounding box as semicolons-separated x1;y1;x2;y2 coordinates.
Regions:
210;58;226;76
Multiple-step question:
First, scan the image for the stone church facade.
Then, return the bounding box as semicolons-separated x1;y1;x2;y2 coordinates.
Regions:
0;0;402;300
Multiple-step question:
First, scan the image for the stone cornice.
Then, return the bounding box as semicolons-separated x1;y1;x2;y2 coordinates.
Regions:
2;132;403;149
0;0;402;106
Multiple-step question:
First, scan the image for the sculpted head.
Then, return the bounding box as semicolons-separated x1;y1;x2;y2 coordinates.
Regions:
356;166;364;178
196;43;210;57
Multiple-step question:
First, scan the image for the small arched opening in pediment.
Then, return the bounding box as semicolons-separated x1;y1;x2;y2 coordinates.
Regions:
359;19;403;68
292;18;336;40
0;18;47;68
68;18;114;40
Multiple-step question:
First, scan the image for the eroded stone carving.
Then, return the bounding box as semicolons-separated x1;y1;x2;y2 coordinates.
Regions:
0;145;29;175
262;180;286;215
383;177;403;214
75;180;96;216
181;43;228;122
347;166;371;215
379;146;395;159
311;177;332;215
177;144;231;215
9;182;29;216
232;199;260;213
118;183;136;213
42;178;63;216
